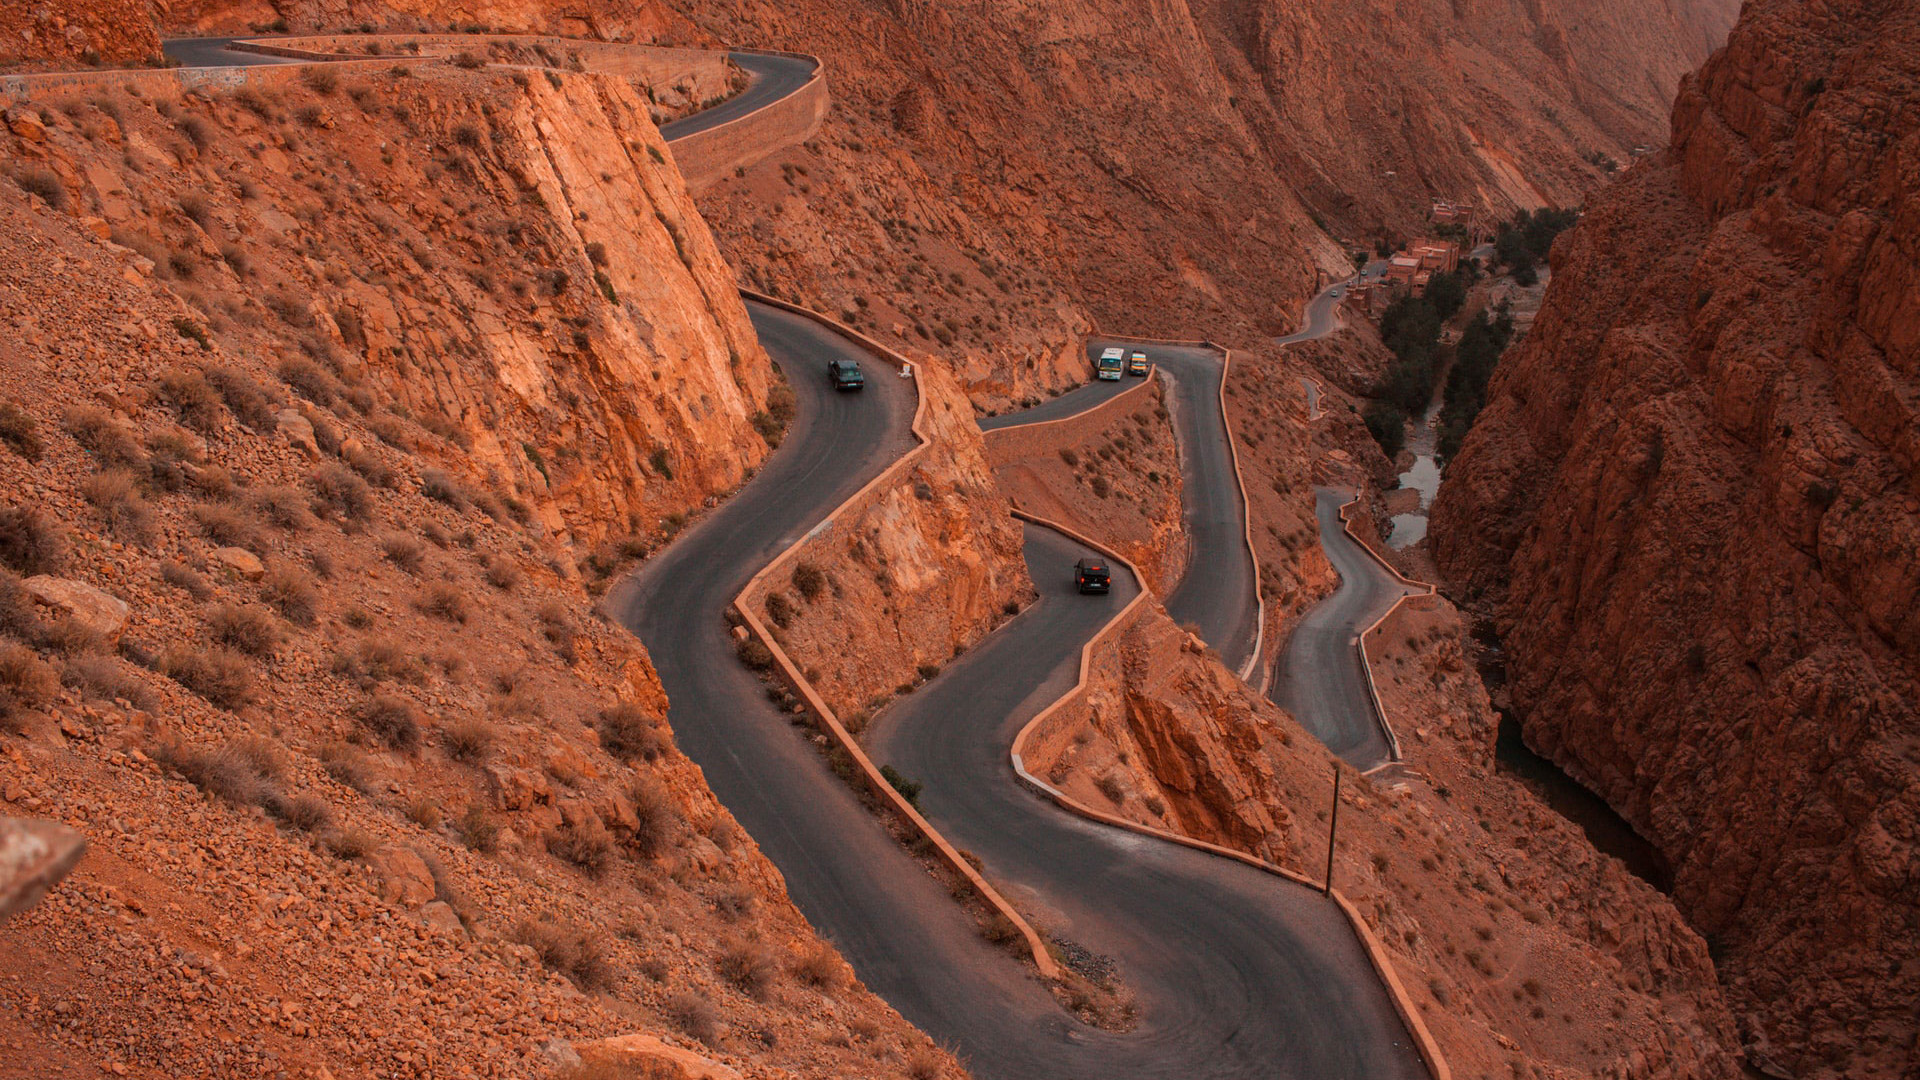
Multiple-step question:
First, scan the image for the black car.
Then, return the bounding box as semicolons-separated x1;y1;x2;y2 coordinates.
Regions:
828;358;865;391
1073;557;1111;594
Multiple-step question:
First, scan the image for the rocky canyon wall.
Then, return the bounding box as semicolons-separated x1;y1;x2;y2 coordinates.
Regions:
1432;1;1920;1074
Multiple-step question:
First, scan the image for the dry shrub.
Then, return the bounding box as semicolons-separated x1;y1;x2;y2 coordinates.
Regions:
598;703;666;763
904;1046;946;1080
419;468;468;510
441;716;494;763
0;402;44;461
206;603;279;656
190;464;236;500
333;636;421;684
81;469;155;544
404;796;442;829
717;940;779;1001
255;485;312;531
261;563;318;625
277;356;339;405
380;533;425;573
63;406;145;470
153;736;280;806
300;66;337;95
764;592;794;628
547;818;617;876
418;582;468;623
359;694;421;750
326;827;375;859
538;601;576;659
157;367;228;433
342;445;392;489
309;463;374;522
274;792;333;833
789;942;847;991
144;428;202;491
159;646;256;709
482;554;519;590
204;365;281;429
662;993;718;1044
159;560;213;600
791;561;826;601
456;804;500;852
193;502;264;553
515;919;616;991
625;775;679;858
12;165;67;209
0;643;56;732
0;505;67;575
60;654;153;709
321;743;376;794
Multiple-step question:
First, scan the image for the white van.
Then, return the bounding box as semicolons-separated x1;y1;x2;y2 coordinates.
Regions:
1097;347;1125;381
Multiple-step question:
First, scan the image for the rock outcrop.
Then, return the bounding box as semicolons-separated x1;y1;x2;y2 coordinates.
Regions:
1432;2;1920;1074
0;0;163;71
752;356;1031;725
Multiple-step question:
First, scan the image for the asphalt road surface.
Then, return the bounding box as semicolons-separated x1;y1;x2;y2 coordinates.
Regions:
609;307;1424;1078
1267;489;1413;768
659;53;817;140
162;37;303;67
866;525;1428;1079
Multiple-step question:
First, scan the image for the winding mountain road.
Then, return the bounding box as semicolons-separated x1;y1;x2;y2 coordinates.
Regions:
150;34;1428;1074
1268;490;1414;767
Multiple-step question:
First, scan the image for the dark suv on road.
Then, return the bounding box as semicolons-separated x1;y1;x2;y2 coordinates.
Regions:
1073;558;1112;594
828;358;865;391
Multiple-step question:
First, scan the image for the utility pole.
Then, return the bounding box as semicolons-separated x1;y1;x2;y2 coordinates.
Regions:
1323;763;1341;896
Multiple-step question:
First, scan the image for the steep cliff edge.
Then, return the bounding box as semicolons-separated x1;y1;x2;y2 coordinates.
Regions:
1432;2;1920;1074
1;55;958;1080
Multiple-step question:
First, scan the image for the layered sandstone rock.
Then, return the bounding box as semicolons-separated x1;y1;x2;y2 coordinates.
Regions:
1433;2;1920;1073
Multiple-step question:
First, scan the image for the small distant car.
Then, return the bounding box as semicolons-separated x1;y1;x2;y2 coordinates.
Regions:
1073;557;1112;594
1127;351;1149;376
827;358;865;391
1331;287;1344;298
1096;347;1125;382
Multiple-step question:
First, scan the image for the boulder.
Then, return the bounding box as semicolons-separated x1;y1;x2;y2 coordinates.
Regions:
22;576;129;642
574;1034;743;1080
0;817;86;924
276;410;319;458
364;845;435;908
418;900;464;935
212;547;265;580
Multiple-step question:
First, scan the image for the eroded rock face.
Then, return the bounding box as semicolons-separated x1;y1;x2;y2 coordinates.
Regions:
0;0;162;70
1432;2;1920;1073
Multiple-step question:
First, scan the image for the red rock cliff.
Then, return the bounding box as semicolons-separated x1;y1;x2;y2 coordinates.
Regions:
1431;2;1920;1075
